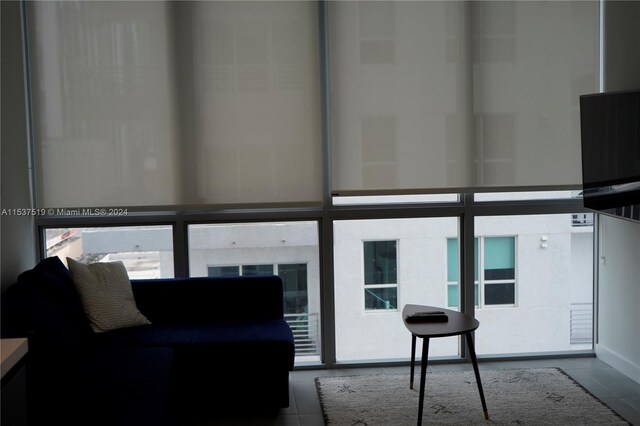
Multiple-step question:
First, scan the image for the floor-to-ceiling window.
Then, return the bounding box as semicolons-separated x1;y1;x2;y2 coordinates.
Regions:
31;1;599;367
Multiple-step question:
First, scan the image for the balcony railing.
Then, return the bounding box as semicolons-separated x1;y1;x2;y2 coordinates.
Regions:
572;213;594;227
570;303;593;345
284;313;320;356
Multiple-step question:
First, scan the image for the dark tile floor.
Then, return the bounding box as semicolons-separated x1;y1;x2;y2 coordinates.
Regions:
198;357;640;425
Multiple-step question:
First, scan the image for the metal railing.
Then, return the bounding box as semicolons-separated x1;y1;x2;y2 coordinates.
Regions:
570;303;593;345
365;287;396;310
571;213;594;227
284;313;320;356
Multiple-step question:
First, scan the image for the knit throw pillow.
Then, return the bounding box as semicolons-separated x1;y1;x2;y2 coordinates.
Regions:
67;258;151;333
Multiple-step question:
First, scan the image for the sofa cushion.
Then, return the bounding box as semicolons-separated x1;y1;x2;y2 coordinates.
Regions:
16;256;92;338
67;258;151;333
91;319;295;370
1;278;82;354
77;347;175;426
28;346;175;426
131;276;286;324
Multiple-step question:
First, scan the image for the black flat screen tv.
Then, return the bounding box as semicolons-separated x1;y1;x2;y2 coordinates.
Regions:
580;89;640;222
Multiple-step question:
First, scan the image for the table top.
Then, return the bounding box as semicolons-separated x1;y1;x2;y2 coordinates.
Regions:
1;338;28;379
402;304;479;338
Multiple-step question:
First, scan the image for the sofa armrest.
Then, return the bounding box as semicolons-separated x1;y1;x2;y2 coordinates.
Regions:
131;276;285;324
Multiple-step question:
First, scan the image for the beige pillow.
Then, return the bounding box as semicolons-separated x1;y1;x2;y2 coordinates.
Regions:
67;258;151;333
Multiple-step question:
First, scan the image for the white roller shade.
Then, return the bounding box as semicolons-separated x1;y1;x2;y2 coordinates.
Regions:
29;1;322;208
28;1;599;206
189;1;322;204
329;1;599;193
30;1;181;208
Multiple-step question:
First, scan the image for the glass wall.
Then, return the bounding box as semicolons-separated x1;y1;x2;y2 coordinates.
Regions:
40;194;594;364
28;0;601;367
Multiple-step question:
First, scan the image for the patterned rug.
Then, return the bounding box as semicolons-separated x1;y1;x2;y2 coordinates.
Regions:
315;368;630;425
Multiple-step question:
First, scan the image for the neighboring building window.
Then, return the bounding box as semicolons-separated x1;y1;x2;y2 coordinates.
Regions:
279;263;308;314
363;240;397;310
208;265;240;277
242;264;274;275
447;236;515;307
208;263;307;314
446;238;479;308
483;237;516;305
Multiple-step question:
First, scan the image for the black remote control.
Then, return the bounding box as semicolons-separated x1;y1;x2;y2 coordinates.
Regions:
405;311;448;323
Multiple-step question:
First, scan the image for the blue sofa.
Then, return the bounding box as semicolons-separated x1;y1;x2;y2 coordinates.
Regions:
1;257;295;425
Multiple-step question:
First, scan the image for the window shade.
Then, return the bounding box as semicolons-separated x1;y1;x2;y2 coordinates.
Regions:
29;1;598;207
29;1;321;208
30;1;180;208
329;1;599;193
188;1;321;204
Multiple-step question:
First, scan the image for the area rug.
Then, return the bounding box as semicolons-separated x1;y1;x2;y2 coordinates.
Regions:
315;368;630;425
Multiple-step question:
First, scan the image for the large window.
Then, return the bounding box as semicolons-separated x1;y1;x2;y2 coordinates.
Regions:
26;0;603;366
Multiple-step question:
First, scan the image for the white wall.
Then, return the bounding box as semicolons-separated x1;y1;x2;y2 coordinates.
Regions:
596;217;640;383
1;1;37;292
596;0;640;384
